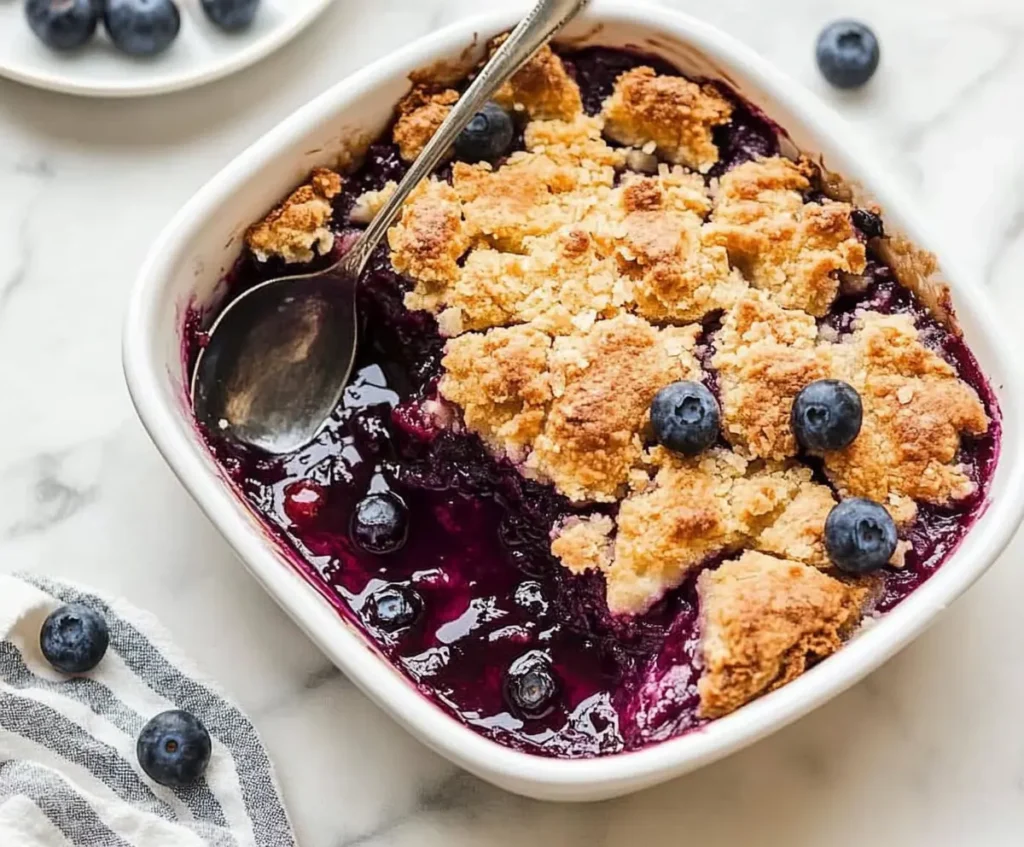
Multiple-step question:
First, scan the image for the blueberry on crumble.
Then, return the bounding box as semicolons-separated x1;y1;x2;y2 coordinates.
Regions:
651;380;720;456
454;101;516;163
791;379;863;452
825;498;898;574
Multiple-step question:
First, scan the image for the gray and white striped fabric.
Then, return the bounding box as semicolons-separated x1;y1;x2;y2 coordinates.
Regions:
0;574;296;846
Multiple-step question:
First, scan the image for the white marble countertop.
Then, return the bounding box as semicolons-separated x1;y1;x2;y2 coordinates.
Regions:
3;0;1024;843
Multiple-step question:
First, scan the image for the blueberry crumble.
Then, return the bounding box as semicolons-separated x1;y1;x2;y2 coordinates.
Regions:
188;42;1000;757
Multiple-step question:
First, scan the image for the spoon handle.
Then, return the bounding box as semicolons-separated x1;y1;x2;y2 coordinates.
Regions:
350;0;590;272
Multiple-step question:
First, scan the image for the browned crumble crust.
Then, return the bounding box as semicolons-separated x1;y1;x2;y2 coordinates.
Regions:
713;293;989;518
392;86;460;163
601;66;733;173
488;36;582;121
713;291;829;461
697;550;872;718
705;157;867;316
552;446;837;615
246;168;342;263
826;312;989;513
441;315;701;502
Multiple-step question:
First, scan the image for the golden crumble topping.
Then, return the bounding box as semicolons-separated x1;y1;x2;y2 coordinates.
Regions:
697;550;872;718
439;324;552;461
246;168;342;264
713;293;989;514
705;156;867;315
601;66;733;173
489;36;582;121
392;86;460;162
713;291;830;461
551;447;837;615
349;181;397;225
388;179;470;304
440;315;701;502
825;312;989;512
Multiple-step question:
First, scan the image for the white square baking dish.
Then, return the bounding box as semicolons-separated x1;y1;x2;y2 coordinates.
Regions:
123;1;1024;801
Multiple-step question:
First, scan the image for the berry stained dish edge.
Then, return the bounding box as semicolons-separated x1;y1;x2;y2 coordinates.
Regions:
123;3;1024;801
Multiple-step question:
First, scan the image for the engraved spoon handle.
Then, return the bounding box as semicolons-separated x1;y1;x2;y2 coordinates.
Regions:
347;0;590;273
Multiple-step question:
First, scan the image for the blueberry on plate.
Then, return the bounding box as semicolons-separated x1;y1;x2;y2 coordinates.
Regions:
351;492;409;555
369;586;422;632
40;604;109;674
137;710;212;788
103;0;181;57
454;102;515;163
825;498;897;574
816;20;881;90
25;0;99;51
504;651;559;719
791;379;863;452
651;380;720;456
200;0;260;32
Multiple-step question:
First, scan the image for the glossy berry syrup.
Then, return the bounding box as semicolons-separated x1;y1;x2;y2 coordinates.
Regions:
188;48;1000;757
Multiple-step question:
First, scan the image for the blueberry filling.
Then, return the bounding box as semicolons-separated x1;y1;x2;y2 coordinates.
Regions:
189;47;1000;757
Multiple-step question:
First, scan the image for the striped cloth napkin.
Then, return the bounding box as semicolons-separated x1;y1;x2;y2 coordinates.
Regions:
0;574;296;847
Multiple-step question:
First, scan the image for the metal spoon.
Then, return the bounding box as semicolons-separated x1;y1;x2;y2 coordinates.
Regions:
191;0;590;455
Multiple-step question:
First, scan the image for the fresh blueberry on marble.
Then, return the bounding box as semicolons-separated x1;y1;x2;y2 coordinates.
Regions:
651;381;720;456
791;379;863;452
350;492;409;555
200;0;260;32
137;710;212;788
852;208;885;239
369;586;421;632
103;0;180;57
454;102;515;163
40;603;109;674
25;0;99;51
504;651;559;719
816;20;881;89
825;498;898;574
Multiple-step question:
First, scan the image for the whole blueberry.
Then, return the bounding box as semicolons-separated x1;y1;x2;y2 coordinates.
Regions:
825;498;897;574
369;586;421;632
25;0;99;51
504;651;559;719
791;379;863;452
651;380;720;456
816;21;881;90
103;0;180;57
454;102;515;163
200;0;260;32
351;492;409;554
40;604;109;674
137;710;212;788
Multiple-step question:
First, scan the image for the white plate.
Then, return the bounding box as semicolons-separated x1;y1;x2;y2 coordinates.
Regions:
0;0;334;98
